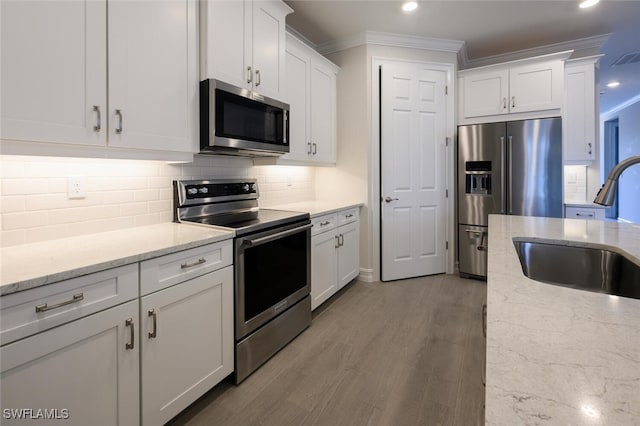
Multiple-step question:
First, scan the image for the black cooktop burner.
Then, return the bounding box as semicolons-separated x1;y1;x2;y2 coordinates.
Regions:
183;209;309;236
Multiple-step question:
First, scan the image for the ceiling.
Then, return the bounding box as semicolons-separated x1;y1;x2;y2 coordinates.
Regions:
284;0;640;115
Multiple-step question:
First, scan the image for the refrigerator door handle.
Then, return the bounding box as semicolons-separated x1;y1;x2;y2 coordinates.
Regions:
500;136;506;214
508;135;513;215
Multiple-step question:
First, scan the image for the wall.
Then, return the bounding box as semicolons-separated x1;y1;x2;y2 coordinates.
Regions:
0;155;314;247
615;100;640;222
598;99;640;223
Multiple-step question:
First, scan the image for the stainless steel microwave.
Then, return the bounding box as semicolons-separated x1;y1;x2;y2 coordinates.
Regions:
200;79;289;157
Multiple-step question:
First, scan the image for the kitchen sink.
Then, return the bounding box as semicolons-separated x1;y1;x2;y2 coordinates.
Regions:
513;238;640;300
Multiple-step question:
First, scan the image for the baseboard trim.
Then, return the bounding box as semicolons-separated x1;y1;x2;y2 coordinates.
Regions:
358;268;374;283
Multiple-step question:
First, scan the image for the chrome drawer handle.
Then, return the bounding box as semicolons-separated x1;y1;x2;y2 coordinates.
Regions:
181;258;206;269
320;221;331;226
125;318;135;350
345;214;354;219
93;105;101;132
115;109;123;134
35;293;84;313
148;309;157;339
246;66;253;84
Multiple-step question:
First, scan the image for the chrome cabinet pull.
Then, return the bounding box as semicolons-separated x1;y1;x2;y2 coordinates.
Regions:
93;105;101;132
587;142;593;155
335;235;339;248
502;97;507;110
576;213;594;217
345;213;354;219
339;234;344;247
307;142;312;155
35;293;84;313
247;66;253;84
148;309;157;338
125;318;135;350
319;221;331;226
511;96;515;109
181;258;206;269
115;109;123;134
255;69;261;86
312;143;317;155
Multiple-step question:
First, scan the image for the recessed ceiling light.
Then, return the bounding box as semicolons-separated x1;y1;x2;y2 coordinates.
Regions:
579;0;599;8
607;81;621;88
402;1;418;12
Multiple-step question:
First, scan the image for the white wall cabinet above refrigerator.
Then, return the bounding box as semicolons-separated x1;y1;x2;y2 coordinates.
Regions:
0;0;198;159
200;0;292;100
458;53;570;125
563;56;601;163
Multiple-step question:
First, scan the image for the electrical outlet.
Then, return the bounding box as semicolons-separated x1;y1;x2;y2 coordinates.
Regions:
68;177;86;199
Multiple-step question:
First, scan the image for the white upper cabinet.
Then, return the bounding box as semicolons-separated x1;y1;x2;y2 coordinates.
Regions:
462;69;509;118
0;0;107;146
260;32;338;166
0;0;197;156
563;57;600;163
459;54;567;124
200;0;292;100
108;0;197;152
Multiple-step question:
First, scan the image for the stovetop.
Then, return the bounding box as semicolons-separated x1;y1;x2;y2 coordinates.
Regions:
174;179;309;236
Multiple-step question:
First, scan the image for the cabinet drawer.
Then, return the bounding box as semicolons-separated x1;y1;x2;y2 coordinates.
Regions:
337;208;359;226
1;264;138;346
565;206;604;220
311;213;338;236
140;240;233;295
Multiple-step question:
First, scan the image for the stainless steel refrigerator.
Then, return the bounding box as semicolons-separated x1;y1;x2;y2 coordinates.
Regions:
457;118;563;278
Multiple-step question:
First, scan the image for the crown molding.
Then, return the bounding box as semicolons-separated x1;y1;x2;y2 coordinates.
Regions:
317;31;464;56
285;25;318;51
460;33;611;70
600;92;640;119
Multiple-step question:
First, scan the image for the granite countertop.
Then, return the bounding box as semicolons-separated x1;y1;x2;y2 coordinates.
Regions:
486;215;640;425
268;200;363;218
0;223;234;296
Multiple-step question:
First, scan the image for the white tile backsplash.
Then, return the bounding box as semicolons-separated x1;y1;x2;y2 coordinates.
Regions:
1;155;315;247
563;165;588;203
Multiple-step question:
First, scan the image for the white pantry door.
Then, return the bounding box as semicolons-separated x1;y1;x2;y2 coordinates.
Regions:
381;63;447;281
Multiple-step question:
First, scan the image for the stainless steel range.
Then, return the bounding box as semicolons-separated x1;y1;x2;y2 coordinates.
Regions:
173;178;311;383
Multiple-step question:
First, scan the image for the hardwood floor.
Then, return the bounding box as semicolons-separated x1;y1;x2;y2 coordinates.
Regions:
168;274;487;426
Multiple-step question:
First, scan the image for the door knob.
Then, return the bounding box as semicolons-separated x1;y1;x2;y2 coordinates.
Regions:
384;196;399;203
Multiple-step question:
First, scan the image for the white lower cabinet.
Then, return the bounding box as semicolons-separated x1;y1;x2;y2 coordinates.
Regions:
140;242;233;426
565;206;605;220
0;299;140;426
311;208;360;310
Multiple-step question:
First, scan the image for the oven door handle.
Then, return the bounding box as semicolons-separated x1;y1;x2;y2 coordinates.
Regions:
242;223;312;247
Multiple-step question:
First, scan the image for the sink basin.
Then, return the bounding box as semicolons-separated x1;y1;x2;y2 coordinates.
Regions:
513;238;640;300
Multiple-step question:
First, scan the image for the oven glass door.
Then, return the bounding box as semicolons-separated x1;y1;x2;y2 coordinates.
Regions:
236;223;310;339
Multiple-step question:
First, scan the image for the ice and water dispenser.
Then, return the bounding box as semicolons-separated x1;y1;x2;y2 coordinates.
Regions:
464;161;492;196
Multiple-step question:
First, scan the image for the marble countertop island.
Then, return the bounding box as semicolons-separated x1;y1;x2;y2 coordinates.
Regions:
486;215;640;425
1;223;234;296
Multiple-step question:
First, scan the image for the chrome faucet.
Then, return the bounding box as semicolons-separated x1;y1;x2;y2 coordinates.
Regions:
594;155;640;206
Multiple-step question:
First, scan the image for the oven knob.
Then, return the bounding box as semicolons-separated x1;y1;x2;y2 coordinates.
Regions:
187;188;197;195
198;187;209;194
242;184;250;192
250;183;257;192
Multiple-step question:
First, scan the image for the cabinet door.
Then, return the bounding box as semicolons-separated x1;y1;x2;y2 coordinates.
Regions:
0;0;107;146
311;230;338;310
0;300;139;426
282;46;311;162
337;220;360;289
251;1;289;99
108;0;196;152
564;63;596;161
462;69;509;118
140;266;233;426
310;61;337;164
509;61;562;113
200;0;251;90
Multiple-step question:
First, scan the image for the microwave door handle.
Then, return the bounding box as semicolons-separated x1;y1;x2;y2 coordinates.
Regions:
242;223;312;247
284;110;288;144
